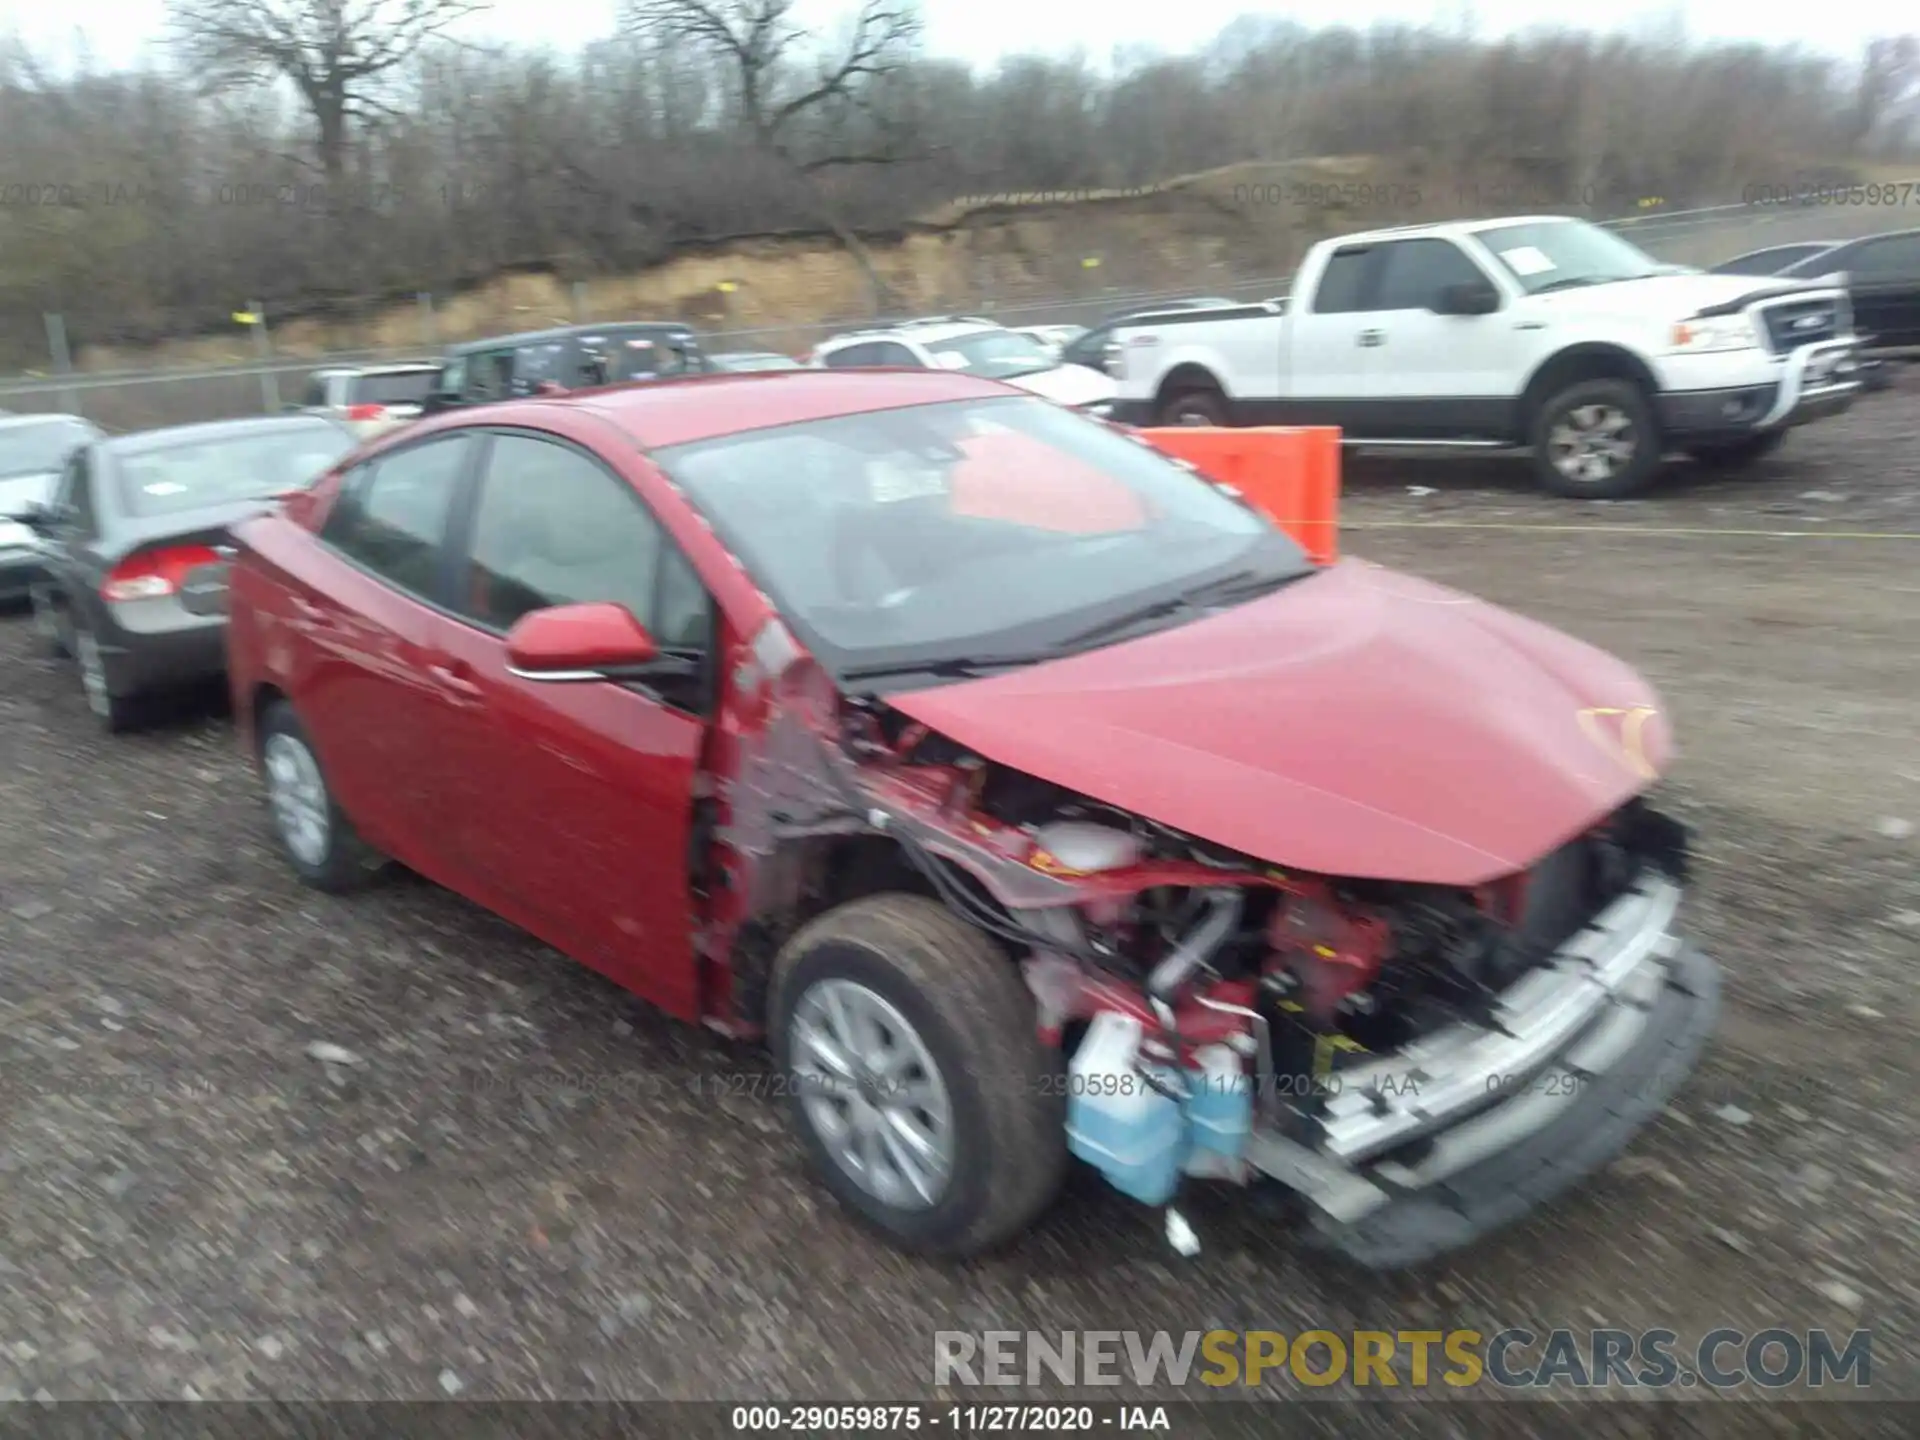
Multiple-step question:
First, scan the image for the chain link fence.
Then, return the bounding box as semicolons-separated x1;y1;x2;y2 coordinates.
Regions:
2;191;1913;433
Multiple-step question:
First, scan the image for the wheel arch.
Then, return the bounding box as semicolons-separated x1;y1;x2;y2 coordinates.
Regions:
1519;344;1662;437
1153;361;1229;408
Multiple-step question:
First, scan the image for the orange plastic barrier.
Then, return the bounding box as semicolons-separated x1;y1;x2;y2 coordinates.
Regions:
1136;426;1342;565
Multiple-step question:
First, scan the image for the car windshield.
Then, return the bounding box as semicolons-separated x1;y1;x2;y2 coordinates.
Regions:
923;330;1060;381
657;395;1309;682
1476;220;1663;295
349;371;439;406
0;418;94;479
114;423;355;518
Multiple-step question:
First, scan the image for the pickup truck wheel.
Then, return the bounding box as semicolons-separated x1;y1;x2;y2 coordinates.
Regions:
1685;431;1787;468
1158;386;1229;427
1530;379;1660;499
770;895;1068;1256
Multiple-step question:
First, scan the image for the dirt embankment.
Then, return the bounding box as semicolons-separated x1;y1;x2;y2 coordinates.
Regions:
69;152;1902;373
61;158;1511;371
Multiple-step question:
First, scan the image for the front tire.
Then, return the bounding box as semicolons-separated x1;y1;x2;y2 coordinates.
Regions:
1530;379;1661;499
258;700;386;893
769;895;1068;1256
1686;431;1787;468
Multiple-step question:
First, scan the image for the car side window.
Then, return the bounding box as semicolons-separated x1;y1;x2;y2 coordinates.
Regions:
1850;236;1920;280
823;343;882;368
1371;239;1490;311
869;342;921;366
301;374;330;408
322;435;471;598
66;452;99;535
1312;248;1375;314
458;434;712;651
464;350;514;401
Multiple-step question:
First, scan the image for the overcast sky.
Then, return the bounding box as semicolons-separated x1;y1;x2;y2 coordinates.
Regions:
0;0;1902;75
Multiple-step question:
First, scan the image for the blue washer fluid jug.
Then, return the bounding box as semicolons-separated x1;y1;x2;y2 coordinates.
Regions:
1064;1010;1185;1206
1184;1042;1253;1160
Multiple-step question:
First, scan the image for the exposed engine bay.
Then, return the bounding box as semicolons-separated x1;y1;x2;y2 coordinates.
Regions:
709;625;1704;1249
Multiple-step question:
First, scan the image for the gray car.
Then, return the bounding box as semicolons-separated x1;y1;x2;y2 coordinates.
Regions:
21;414;356;731
0;414;105;603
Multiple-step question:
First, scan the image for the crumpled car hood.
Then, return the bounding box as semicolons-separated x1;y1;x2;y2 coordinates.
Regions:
885;559;1671;886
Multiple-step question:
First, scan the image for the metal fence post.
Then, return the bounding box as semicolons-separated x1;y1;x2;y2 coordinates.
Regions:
417;292;438;353
250;300;280;413
43;313;81;417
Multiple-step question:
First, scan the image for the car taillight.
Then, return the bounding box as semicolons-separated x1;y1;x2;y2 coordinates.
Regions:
102;544;227;603
345;403;388;422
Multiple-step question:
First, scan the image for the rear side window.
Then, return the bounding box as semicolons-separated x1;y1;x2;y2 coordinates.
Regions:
301;374;332;408
114;424;355;518
348;371;439;407
1312;248;1375;314
322;434;471;597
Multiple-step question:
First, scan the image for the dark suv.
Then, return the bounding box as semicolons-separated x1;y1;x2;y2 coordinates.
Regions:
425;323;712;413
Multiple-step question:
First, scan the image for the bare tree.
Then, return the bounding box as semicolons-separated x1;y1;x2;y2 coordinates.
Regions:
164;0;490;184
622;0;923;308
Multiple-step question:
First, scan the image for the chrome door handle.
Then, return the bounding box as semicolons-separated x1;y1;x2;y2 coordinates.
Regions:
1357;329;1386;347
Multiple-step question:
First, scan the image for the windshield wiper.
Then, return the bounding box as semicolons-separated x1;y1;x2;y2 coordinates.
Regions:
838;654;1045;687
1056;567;1309;650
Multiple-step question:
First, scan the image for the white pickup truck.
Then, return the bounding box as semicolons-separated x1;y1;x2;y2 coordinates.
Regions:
1109;215;1863;497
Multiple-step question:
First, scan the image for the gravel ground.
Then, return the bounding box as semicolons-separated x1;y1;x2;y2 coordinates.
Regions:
0;379;1915;1422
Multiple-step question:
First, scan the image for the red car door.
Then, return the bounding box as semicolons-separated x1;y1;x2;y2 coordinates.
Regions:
286;433;481;870
420;430;711;1018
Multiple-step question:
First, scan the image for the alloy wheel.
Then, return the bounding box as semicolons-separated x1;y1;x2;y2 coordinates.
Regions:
1547;403;1637;485
789;978;955;1212
264;732;332;868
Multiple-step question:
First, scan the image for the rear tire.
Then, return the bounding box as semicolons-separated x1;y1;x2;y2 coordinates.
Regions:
1157;385;1230;428
258;700;386;893
1685;431;1787;468
1529;379;1661;499
29;582;70;659
72;623;144;734
769;895;1067;1256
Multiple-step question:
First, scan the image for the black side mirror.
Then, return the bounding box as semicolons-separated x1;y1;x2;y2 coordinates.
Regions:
421;391;459;414
1433;282;1501;316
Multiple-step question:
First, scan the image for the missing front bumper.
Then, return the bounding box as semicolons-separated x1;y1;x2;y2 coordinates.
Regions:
1242;874;1719;1265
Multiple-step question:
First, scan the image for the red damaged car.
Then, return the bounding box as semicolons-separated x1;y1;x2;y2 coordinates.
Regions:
222;369;1717;1267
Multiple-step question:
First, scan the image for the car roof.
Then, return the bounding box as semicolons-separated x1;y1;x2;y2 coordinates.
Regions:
1782;226;1920;270
98;413;351;456
446;321;696;356
526;369;1016;450
820;317;1001;347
